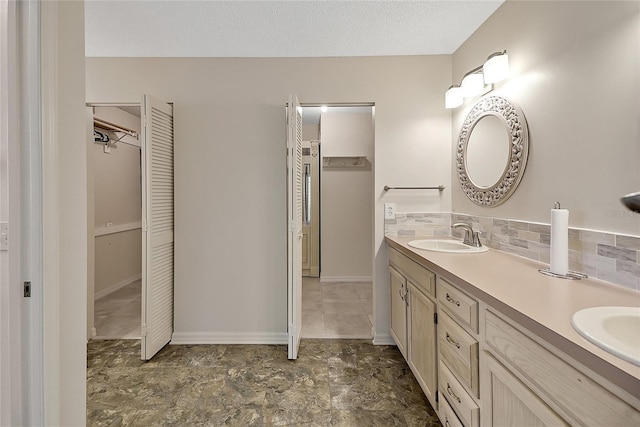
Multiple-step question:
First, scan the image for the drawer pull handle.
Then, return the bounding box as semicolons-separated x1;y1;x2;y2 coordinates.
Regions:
445;293;460;307
445;332;461;349
447;383;462;404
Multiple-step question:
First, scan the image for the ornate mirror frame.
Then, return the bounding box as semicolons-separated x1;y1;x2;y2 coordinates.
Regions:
457;96;529;207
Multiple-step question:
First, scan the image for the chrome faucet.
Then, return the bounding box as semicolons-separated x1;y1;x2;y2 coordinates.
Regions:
452;223;482;247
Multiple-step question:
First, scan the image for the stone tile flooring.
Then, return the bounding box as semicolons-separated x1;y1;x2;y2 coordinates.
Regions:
87;339;442;426
94;280;142;339
302;278;373;339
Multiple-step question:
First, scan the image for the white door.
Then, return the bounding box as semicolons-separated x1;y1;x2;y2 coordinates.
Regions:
141;94;174;360
287;95;303;359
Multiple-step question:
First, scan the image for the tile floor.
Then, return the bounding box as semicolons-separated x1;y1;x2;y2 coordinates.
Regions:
94;280;142;339
95;278;373;340
87;339;442;426
302;278;373;339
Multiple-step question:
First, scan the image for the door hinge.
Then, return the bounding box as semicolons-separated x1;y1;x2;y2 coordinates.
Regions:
0;222;8;250
435;390;439;403
24;281;31;298
141;325;147;337
434;312;438;324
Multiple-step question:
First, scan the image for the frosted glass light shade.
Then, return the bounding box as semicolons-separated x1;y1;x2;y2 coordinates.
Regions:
461;72;485;98
483;52;509;84
445;86;463;109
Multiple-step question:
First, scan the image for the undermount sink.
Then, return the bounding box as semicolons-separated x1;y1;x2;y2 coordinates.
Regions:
571;306;640;366
407;239;489;254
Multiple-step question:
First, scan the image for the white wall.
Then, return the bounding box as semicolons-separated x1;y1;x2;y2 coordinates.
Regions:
41;1;86;425
91;107;142;297
451;1;640;236
85;55;452;343
320;112;374;280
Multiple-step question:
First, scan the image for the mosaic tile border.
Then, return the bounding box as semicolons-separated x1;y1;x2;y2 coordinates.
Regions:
385;212;640;291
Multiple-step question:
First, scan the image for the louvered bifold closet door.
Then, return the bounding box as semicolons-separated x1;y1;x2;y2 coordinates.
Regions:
287;95;303;359
141;95;175;360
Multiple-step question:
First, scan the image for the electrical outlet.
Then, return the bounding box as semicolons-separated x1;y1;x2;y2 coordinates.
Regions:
384;203;396;220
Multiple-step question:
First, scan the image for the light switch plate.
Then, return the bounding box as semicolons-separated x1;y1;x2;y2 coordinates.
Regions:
384;203;396;220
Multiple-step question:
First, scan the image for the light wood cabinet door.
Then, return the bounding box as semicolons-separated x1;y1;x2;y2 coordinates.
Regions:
484;355;568;427
390;266;407;357
408;282;437;409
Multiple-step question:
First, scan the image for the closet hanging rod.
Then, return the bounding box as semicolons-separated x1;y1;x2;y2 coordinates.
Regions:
384;185;445;192
93;117;138;138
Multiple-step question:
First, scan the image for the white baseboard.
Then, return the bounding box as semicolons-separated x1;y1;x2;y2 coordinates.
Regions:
373;332;396;346
170;331;288;345
320;276;373;283
94;273;141;300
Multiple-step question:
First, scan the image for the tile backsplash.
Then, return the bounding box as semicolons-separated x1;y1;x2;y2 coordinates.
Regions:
385;212;640;291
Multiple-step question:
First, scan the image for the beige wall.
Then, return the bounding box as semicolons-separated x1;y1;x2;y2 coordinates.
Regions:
451;1;640;235
85;55;452;341
91;107;142;297
302;123;319;141
320;112;374;279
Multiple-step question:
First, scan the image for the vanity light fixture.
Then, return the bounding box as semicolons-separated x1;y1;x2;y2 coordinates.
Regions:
445;85;463;109
461;69;486;98
483;51;509;84
445;50;509;109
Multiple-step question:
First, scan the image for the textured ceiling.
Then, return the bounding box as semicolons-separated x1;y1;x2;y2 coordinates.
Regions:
85;0;503;57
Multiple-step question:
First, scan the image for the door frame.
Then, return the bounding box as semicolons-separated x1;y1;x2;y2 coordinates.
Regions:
301;139;320;278
294;102;376;340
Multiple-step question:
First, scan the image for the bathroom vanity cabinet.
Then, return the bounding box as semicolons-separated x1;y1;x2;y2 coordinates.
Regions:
388;247;438;410
386;237;640;427
438;277;480;427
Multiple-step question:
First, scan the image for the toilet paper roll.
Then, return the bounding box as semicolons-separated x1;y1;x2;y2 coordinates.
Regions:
550;208;569;275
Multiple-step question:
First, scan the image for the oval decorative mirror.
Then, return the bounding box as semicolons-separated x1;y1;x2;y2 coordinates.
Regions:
457;96;529;206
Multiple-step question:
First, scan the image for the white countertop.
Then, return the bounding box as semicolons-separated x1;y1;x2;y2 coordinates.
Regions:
385;235;640;398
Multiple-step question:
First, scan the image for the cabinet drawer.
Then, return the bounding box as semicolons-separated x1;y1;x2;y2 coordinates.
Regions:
439;360;479;427
439;311;479;397
485;310;640;426
438;391;465;427
389;247;435;297
438;278;478;333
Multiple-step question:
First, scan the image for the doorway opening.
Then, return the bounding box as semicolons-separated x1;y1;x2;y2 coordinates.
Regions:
299;104;375;340
87;96;175;361
88;105;143;340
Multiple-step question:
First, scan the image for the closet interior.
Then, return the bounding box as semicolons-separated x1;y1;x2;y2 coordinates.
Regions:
90;105;143;339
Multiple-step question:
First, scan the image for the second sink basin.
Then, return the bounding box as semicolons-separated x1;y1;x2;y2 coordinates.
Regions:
408;239;489;253
572;306;640;366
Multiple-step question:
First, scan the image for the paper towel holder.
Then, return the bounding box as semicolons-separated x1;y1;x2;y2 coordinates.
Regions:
539;201;588;279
